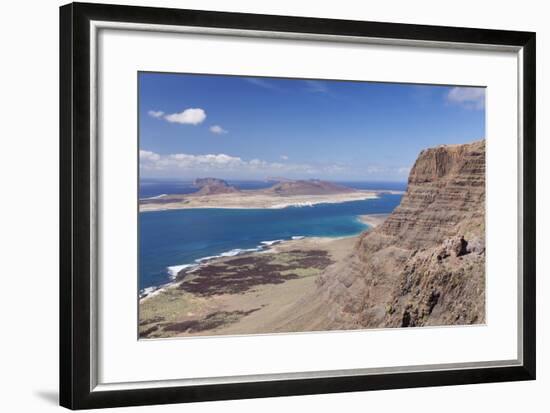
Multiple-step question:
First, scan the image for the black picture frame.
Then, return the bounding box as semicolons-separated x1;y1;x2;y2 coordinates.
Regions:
60;2;536;410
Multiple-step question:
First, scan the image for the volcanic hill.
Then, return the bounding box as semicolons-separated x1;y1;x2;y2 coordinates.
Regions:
193;177;240;195
262;179;357;196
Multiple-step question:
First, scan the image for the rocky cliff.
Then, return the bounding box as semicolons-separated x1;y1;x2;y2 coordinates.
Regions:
278;140;486;330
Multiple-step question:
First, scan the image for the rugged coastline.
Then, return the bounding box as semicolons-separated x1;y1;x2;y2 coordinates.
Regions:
139;214;389;338
139;178;403;212
139;235;358;338
139;191;380;212
139;140;485;337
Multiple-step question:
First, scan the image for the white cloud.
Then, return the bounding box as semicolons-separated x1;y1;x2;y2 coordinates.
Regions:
141;149;411;180
139;150;411;180
139;150;160;162
365;165;384;174
304;80;329;93
364;164;411;176
446;87;485;110
167;153;244;168
209;125;228;134
249;158;267;168
164;108;206;125
324;164;346;173
140;151;244;172
139;150;342;177
280;155;289;160
244;78;281;91
148;110;164;118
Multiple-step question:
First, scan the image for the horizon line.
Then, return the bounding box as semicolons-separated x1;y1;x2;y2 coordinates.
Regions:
140;177;409;183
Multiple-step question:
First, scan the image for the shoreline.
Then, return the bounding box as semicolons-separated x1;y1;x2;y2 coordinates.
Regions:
139;240;285;300
139;234;358;302
139;234;359;337
139;191;382;212
139;212;393;301
358;213;390;228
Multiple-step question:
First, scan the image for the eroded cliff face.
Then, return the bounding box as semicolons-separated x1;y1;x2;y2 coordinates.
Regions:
280;140;486;331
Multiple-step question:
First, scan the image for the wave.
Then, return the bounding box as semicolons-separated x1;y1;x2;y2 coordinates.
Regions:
161;235;307;283
260;239;284;246
270;202;314;209
192;247;262;263
139;284;171;299
220;247;262;257
140;286;157;297
139;194;167;201
166;263;197;278
194;255;220;263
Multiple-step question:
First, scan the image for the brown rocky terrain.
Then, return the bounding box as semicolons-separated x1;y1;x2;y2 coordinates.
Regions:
269;140;486;331
193;177;240;195
262;179;356;196
139;238;345;338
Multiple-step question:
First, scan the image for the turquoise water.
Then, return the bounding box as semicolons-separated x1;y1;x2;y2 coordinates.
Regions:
139;193;402;292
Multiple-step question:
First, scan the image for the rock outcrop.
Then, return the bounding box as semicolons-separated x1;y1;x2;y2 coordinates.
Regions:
191;177;357;197
193;178;240;195
263;179;356;196
277;140;486;331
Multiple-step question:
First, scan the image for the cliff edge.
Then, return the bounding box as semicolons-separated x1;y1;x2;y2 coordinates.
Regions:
274;140;486;331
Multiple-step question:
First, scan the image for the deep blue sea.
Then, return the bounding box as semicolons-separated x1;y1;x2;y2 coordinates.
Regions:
139;181;405;292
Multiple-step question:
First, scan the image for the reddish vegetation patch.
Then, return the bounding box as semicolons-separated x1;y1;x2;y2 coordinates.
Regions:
139;316;164;326
140;325;160;337
139;249;334;338
177;250;332;296
161;308;261;334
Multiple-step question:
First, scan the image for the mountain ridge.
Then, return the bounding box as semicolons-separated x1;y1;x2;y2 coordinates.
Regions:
261;179;357;196
193;177;240;195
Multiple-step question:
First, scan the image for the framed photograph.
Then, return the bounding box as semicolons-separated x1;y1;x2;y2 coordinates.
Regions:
60;2;536;409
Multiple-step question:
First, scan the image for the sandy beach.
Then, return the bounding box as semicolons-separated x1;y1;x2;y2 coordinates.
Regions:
359;213;390;228
139;191;381;212
139;235;357;338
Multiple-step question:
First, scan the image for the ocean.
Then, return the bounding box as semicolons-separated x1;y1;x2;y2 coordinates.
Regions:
139;181;404;293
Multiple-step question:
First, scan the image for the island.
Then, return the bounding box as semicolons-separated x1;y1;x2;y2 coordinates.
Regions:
139;178;401;211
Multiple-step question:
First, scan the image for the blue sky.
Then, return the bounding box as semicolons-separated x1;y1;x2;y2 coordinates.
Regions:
139;72;485;181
